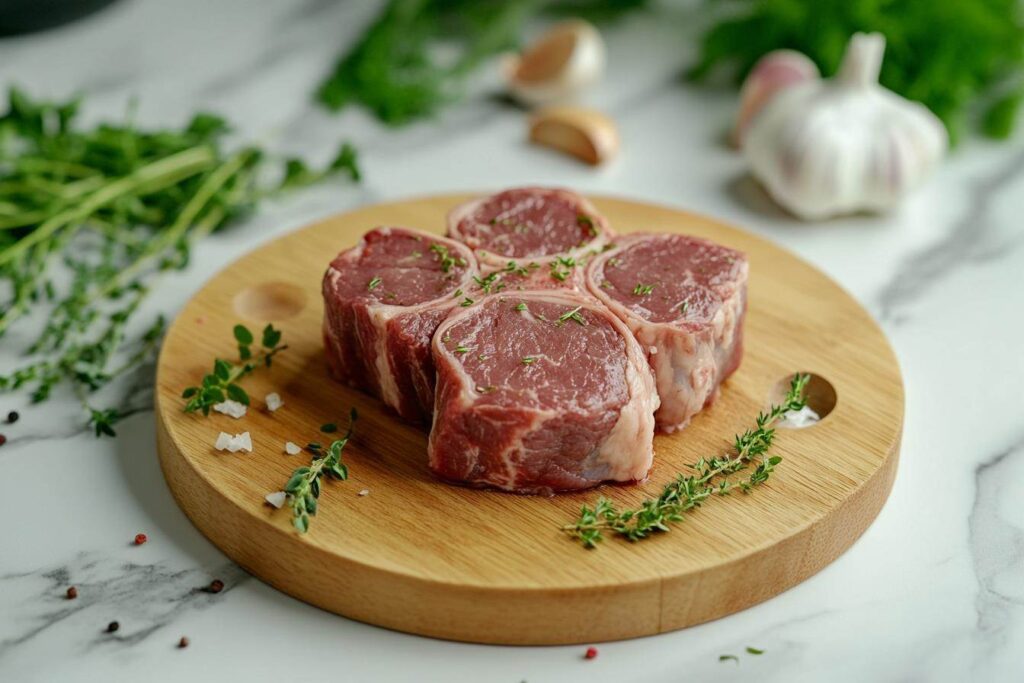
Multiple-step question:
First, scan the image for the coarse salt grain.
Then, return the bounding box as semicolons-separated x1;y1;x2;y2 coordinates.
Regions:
216;431;253;453
358;489;369;497
265;392;283;412
777;405;820;429
265;491;287;508
213;399;247;419
284;441;301;455
234;432;253;452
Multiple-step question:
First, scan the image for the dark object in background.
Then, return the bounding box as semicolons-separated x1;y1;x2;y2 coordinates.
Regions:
0;0;118;36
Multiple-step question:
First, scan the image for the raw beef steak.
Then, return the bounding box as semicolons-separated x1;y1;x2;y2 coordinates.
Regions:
586;233;747;432
429;291;658;493
322;227;477;422
448;187;612;293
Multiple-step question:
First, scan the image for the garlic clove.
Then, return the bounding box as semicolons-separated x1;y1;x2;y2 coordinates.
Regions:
505;20;605;106
528;105;619;165
734;49;819;147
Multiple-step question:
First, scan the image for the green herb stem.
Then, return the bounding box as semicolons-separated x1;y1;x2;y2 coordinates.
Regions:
564;373;810;548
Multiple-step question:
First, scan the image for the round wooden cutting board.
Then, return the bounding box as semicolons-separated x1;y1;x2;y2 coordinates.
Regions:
155;193;902;645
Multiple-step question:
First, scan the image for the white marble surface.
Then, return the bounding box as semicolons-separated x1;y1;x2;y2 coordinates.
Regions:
1;1;1023;681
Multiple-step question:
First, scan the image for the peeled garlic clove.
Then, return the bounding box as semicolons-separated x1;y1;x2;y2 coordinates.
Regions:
505;20;605;106
744;33;947;220
529;106;619;165
734;49;819;147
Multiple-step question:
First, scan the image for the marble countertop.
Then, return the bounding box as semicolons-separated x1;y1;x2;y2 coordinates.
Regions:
1;1;1022;681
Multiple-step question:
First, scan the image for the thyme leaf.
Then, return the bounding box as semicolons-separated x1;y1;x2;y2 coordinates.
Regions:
556;305;586;326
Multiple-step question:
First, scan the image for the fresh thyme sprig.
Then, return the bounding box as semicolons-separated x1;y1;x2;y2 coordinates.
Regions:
282;408;357;534
181;324;286;415
564;373;810;548
0;88;360;436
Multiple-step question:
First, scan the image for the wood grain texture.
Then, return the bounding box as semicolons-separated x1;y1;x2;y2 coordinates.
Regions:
155;194;903;645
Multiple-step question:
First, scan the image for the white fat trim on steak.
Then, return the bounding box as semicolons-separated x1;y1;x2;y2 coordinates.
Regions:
587;236;747;432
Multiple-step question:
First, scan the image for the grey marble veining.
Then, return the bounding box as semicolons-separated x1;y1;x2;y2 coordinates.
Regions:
1;1;1023;681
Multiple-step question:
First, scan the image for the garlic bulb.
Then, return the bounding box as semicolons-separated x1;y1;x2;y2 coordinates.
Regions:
504;20;605;106
744;33;947;220
734;49;819;147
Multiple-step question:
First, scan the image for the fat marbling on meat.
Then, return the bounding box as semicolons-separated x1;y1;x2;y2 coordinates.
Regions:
429;290;658;494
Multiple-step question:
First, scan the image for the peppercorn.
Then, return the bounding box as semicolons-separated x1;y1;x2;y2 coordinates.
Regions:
584;646;598;660
133;533;147;546
107;621;120;633
207;579;224;594
66;586;77;600
6;410;18;424
178;636;189;649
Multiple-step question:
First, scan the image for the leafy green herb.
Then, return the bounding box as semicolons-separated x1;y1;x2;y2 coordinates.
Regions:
430;243;466;274
633;283;655;296
521;356;537;365
452;288;463;298
460;296;475;307
367;276;382;291
719;655;739;664
550;255;577;282
503;260;540;277
688;0;1024;142
317;0;650;126
282;408;357;534
321;422;338;433
515;302;528;312
0;88;359;435
181;324;286;415
556;305;586;326
564;374;809;548
473;272;504;294
679;300;689;314
455;345;469;354
746;647;765;655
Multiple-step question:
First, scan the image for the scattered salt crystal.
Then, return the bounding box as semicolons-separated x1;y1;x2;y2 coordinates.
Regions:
213;399;247;419
777;405;820;429
358;489;369;497
284;441;301;456
235;432;253;452
216;431;253;453
648;346;658;354
265;392;283;412
265;491;287;508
